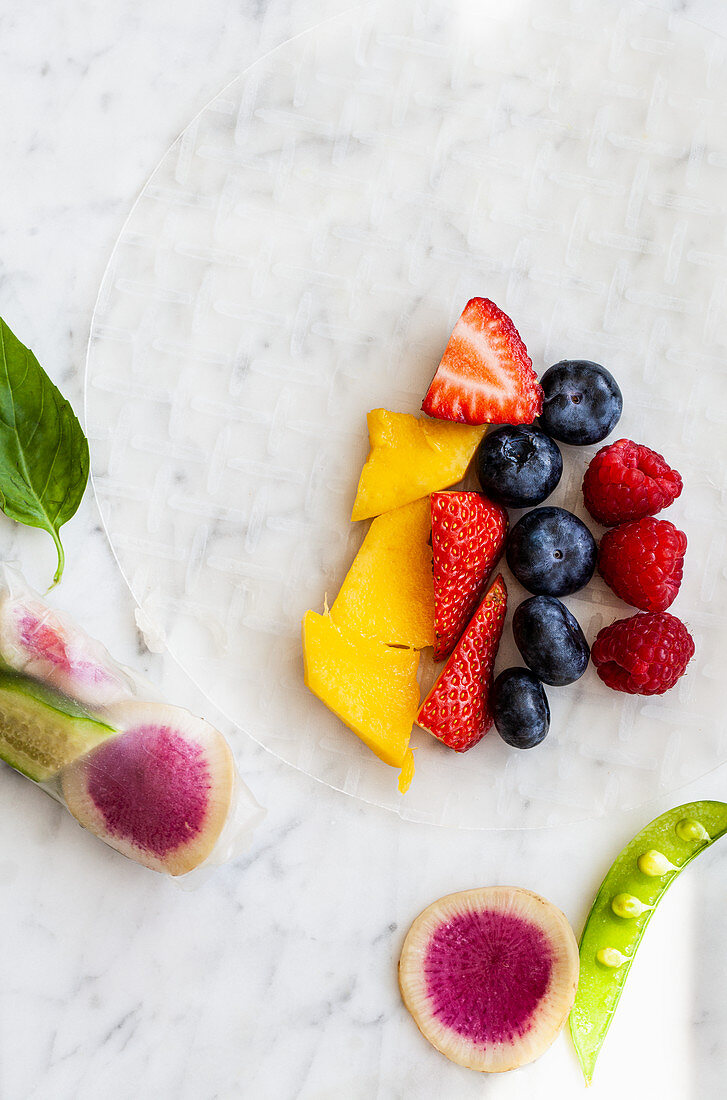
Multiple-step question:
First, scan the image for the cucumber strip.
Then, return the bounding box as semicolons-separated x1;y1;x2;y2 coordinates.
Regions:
0;671;116;782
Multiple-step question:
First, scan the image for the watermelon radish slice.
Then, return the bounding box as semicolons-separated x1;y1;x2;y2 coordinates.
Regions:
399;886;579;1072
0;590;133;711
61;701;235;875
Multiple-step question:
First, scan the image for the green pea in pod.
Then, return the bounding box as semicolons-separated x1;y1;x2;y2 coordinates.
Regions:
570;800;727;1085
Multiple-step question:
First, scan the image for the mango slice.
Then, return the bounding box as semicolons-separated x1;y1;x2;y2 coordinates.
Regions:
302;610;419;792
331;497;435;649
351;410;487;522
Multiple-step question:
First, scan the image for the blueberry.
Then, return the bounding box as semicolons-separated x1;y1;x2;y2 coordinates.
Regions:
512;595;589;686
475;425;562;508
492;668;550;749
506;507;597;597
539;360;622;446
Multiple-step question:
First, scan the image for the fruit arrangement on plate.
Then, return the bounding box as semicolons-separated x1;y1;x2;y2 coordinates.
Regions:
302;298;695;791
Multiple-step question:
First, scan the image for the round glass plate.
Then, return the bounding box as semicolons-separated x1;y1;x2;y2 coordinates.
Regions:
86;0;727;827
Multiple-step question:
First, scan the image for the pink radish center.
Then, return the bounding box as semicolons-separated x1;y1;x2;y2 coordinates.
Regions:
19;614;72;670
86;724;211;856
18;612;109;686
424;909;553;1044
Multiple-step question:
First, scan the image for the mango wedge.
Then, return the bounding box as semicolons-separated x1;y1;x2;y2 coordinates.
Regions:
302;610;419;792
331;497;435;649
351;409;486;521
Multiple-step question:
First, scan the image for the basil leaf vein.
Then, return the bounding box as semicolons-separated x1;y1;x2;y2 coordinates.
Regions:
0;317;89;585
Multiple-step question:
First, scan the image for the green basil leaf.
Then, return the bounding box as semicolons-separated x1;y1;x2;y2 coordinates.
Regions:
0;317;89;585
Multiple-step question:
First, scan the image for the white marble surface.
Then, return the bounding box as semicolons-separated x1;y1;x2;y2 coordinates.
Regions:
1;1;726;1097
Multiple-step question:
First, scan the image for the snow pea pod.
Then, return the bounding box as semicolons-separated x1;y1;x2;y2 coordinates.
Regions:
570;800;727;1085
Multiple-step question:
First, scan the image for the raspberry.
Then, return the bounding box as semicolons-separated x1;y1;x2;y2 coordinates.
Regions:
582;439;682;526
598;518;687;612
591;611;694;695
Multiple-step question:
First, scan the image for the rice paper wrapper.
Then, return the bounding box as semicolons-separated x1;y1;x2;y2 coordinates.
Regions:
0;563;264;879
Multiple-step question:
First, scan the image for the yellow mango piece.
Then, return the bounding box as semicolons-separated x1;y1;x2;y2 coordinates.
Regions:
302;610;419;788
351;409;487;521
397;748;415;794
331;497;435;649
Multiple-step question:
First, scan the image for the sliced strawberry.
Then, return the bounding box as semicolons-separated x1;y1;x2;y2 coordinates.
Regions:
417;574;508;752
431;491;508;661
422;298;542;425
